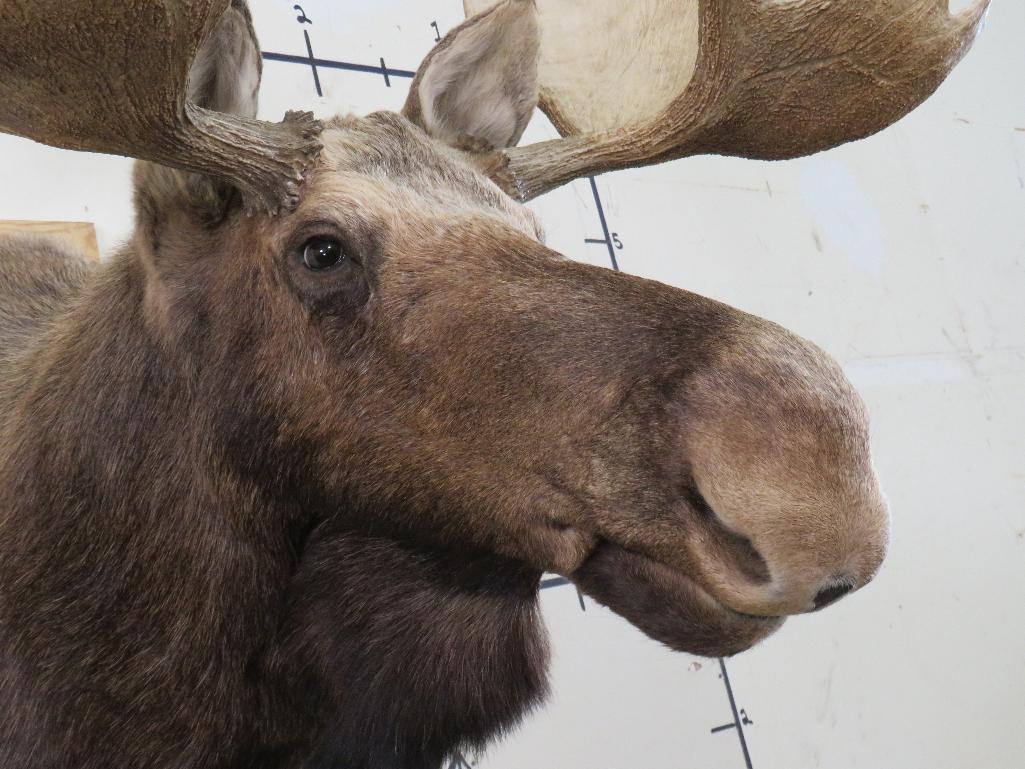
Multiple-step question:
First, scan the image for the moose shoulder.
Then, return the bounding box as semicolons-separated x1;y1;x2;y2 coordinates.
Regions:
0;0;986;767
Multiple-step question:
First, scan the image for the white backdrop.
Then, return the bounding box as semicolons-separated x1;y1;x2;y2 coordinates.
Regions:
1;2;1022;767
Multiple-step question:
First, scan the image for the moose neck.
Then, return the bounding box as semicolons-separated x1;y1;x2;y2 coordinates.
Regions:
0;245;293;765
263;526;549;769
0;243;548;769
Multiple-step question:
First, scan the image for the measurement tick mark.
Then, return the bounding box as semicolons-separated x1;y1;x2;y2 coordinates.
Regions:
301;30;322;97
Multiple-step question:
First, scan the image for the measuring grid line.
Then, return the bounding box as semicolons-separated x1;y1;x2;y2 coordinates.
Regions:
586;176;620;271
263;13;761;768
263;50;416;86
540;576;586;610
718;657;755;769
540;576;570;589
301;30;323;97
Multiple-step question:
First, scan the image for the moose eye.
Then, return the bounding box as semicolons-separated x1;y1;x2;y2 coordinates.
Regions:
302;237;346;271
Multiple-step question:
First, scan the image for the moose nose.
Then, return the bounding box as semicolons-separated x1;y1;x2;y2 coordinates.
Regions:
811;580;854;611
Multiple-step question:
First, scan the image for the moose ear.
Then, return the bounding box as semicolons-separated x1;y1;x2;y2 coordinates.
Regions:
402;0;540;152
187;0;261;120
134;0;262;226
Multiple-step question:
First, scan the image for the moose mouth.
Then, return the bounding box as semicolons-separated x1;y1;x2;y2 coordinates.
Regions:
569;542;783;658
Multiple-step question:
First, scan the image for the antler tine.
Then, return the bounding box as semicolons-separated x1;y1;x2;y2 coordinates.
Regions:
467;0;991;202
0;0;322;215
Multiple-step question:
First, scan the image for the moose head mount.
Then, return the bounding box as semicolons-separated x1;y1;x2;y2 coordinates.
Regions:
0;1;987;768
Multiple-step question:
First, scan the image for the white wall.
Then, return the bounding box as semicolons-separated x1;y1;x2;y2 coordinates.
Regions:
2;2;1022;767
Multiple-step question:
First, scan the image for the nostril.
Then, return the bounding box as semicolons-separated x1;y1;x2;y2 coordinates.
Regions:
683;484;716;520
812;581;854;611
683;483;770;584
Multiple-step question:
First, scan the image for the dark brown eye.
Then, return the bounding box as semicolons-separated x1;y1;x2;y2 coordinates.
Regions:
302;237;345;271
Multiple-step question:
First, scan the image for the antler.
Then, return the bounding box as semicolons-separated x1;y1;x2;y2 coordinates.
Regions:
466;0;991;201
0;0;321;214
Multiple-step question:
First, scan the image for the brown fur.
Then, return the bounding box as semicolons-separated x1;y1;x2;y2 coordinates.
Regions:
0;3;888;767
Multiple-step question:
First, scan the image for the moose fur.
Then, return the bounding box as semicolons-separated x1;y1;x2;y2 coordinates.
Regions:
0;230;546;769
0;2;889;768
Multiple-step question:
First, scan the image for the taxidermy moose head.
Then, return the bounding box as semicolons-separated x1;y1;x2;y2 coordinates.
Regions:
0;0;987;767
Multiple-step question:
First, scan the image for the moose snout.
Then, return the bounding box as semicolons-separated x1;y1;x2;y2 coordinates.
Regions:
670;322;892;620
684;488;890;618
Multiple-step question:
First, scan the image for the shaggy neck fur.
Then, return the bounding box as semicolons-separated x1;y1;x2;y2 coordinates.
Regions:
0;238;548;769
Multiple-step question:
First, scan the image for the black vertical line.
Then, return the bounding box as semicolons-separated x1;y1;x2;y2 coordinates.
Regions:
380;57;391;87
303;29;323;97
587;176;619;272
719;658;755;769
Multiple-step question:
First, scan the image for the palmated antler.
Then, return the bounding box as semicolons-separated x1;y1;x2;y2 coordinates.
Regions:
0;0;322;214
466;0;990;201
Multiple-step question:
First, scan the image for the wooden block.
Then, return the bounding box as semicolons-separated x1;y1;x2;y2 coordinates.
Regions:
0;220;100;261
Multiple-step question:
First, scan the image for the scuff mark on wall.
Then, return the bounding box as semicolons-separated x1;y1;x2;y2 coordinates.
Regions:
799;158;888;279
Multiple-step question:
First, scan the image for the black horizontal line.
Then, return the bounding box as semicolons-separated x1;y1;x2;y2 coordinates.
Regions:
540;576;571;590
262;51;416;79
584;238;609;245
711;723;737;734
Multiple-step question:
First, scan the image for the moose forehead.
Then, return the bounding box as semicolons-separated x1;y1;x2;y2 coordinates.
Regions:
308;112;542;241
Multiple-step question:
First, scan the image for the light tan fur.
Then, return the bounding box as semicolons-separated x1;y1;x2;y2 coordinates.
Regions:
407;0;540;151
